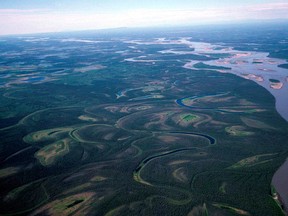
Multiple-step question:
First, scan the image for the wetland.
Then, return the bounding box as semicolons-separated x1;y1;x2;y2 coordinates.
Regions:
0;23;288;215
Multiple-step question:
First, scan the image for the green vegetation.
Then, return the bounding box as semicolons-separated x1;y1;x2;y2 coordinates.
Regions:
228;153;278;169
1;182;49;215
269;79;281;83
225;126;254;136
180;114;199;122
54;198;85;211
278;63;288;69
194;62;231;70
219;182;227;194
23;127;73;144
0;166;21;178
29;193;94;216
91;176;107;182
212;203;250;215
0;27;287;216
34;139;70;166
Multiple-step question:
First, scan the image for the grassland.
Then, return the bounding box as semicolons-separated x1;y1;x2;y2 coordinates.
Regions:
34;139;70;166
225;126;254;136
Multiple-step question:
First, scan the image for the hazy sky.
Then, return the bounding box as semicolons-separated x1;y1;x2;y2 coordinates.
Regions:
0;0;288;35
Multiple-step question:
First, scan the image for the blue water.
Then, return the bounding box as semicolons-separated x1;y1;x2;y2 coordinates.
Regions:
26;76;45;82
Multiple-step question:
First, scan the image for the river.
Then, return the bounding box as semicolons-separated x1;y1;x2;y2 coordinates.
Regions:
180;41;288;212
129;38;288;212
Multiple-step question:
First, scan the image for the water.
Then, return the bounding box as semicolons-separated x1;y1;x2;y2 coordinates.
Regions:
272;159;288;212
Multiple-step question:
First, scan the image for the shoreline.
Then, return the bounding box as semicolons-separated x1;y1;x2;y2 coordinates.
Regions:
272;159;288;215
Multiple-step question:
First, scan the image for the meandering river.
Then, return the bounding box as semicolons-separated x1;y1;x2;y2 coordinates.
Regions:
128;37;288;211
179;41;288;212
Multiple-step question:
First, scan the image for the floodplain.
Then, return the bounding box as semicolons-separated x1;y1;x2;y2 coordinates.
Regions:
0;24;288;215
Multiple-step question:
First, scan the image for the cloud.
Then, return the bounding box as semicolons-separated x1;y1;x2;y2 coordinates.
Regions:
250;2;288;11
0;2;287;35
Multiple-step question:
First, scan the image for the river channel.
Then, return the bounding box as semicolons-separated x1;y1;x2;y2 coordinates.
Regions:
179;41;288;212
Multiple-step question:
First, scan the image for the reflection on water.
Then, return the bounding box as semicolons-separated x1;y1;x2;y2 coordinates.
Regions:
272;160;288;211
127;38;288;121
180;41;288;121
165;39;288;211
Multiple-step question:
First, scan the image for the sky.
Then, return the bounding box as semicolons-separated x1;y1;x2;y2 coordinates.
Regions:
0;0;288;35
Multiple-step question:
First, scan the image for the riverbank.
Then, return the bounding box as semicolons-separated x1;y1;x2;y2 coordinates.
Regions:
272;159;288;215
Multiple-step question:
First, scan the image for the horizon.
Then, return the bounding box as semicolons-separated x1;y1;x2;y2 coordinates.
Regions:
0;0;288;36
1;2;288;215
1;20;287;37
